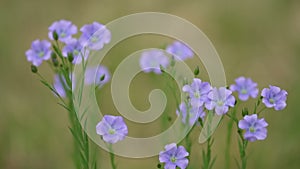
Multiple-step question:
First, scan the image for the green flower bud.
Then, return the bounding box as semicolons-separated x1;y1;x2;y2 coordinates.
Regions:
31;65;38;73
51;52;57;59
52;57;59;67
194;66;199;76
100;74;105;81
67;52;74;63
242;107;248;117
52;31;59;41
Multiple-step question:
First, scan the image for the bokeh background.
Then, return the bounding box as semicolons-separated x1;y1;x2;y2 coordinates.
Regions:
1;0;299;168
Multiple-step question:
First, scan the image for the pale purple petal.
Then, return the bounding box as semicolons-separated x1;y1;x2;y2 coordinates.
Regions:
25;39;51;66
238;114;268;142
261;85;287;111
96;115;128;144
79;22;111;50
139;49;170;74
166;41;193;61
48;20;77;42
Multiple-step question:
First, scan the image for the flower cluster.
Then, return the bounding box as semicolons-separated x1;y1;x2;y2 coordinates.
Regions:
175;76;287;142
27;20;289;169
231;77;287;142
25;19;112;97
179;78;235;124
26;19;111;66
26;19;116;169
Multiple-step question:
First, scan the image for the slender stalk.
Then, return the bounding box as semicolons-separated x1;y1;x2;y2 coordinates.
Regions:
225;103;238;169
226;112;248;169
201;111;215;169
257;107;267;116
109;144;117;169
237;130;248;169
56;44;91;169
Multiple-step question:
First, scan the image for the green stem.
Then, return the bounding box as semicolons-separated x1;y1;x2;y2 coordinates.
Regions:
60;48;91;169
201;111;215;169
202;136;214;169
185;124;195;154
238;131;248;169
109;145;117;169
257;107;267;116
224;102;239;169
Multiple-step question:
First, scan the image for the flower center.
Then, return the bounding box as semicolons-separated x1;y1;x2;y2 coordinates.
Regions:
60;32;66;38
249;126;256;133
194;91;200;98
217;100;224;106
150;60;158;67
269;98;275;104
73;49;79;56
91;36;99;43
241;89;247;94
170;156;177;163
38;51;44;57
108;128;116;135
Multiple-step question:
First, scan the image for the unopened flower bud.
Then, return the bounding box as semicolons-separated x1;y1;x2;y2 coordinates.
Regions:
51;52;57;59
31;65;38;73
100;74;105;81
242;107;248;117
52;57;59;67
159;65;165;73
52;31;59;41
67;52;74;63
194;66;199;76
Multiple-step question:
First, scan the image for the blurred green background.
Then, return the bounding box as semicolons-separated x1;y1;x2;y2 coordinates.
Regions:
1;0;299;168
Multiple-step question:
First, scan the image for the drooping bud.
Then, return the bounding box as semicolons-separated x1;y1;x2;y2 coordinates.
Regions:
242;107;248;117
157;164;162;168
52;58;59;67
194;66;199;76
67;52;74;63
100;74;105;81
31;65;38;73
51;52;57;59
52;31;59;41
51;52;59;67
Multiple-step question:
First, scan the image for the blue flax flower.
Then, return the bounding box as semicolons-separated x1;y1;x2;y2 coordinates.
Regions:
238;114;268;142
85;65;110;88
62;39;89;64
139;49;170;74
182;78;212;107
230;76;259;101
25;39;51;66
48;20;77;42
96;115;128;144
261;85;287;111
159;143;189;169
205;87;235;115
166;41;193;61
176;102;205;126
79;22;111;50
